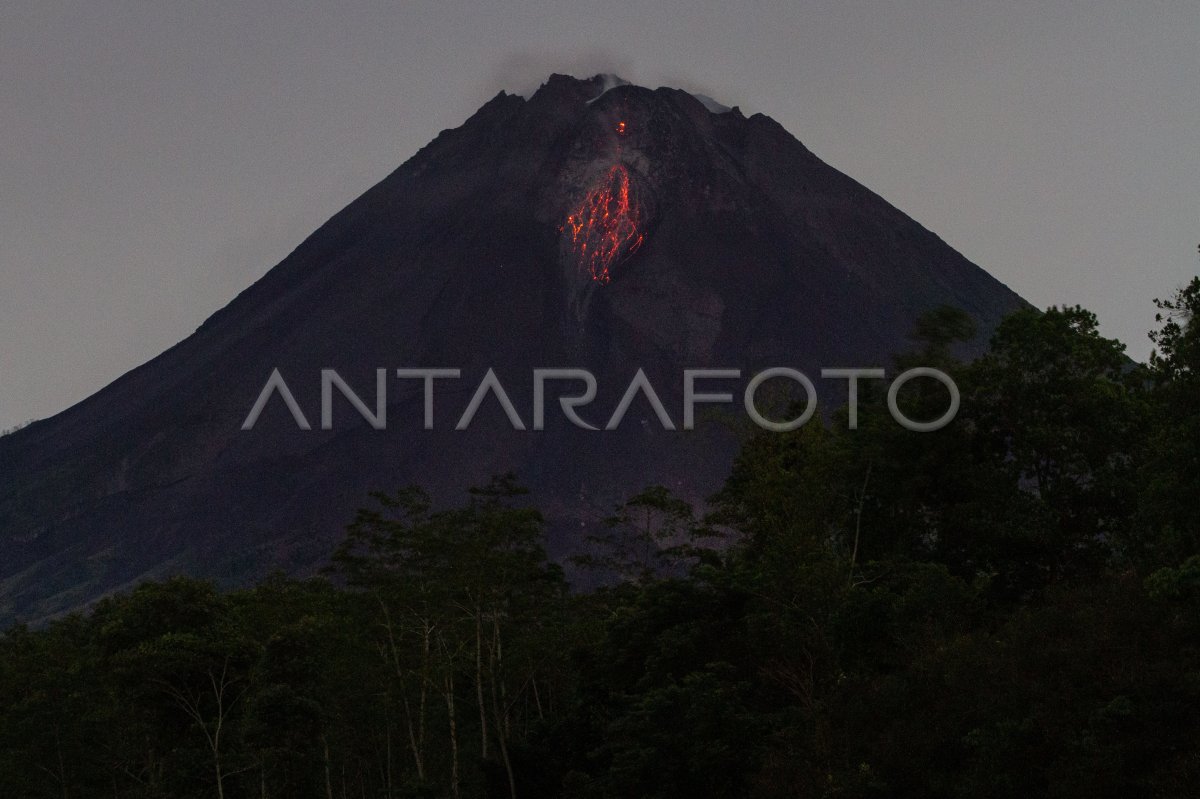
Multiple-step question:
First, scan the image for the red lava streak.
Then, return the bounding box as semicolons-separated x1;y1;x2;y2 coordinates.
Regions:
562;164;644;284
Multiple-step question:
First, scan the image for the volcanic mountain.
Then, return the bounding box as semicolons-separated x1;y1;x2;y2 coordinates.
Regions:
0;74;1025;623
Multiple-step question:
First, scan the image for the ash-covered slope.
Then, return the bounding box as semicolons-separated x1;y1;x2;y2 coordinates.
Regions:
0;74;1025;623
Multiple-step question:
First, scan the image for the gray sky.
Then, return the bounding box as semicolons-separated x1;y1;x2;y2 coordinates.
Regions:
2;1;1197;432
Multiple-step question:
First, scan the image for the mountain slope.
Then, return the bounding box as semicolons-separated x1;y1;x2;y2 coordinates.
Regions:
0;74;1025;623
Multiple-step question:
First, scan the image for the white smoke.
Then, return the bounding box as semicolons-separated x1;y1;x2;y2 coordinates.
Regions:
486;51;636;100
481;53;749;114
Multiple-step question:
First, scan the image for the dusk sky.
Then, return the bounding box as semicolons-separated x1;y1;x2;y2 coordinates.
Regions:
2;1;1197;432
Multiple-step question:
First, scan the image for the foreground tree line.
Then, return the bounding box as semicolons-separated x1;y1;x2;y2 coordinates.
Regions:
3;278;1200;798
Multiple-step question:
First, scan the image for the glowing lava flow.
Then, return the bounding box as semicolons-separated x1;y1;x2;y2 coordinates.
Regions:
562;163;644;284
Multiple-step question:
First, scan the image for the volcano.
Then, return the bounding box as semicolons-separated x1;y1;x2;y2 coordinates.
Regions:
0;74;1025;623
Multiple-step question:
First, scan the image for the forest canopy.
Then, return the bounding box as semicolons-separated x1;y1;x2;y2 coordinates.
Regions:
2;278;1200;799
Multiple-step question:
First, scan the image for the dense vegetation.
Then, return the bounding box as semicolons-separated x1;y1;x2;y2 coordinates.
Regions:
3;278;1199;798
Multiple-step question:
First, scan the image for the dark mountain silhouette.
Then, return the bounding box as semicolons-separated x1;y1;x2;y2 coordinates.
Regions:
0;74;1025;623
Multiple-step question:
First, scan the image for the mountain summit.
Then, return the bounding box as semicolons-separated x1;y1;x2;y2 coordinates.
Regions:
0;74;1025;623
